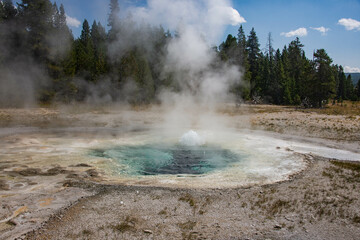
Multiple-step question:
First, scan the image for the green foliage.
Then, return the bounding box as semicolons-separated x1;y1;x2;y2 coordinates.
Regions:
310;49;335;107
246;28;261;96
0;0;358;106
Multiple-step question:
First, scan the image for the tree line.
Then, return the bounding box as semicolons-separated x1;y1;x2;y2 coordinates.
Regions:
1;0;359;107
219;27;360;107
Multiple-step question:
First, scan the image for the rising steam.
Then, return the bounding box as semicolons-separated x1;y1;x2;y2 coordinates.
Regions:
127;0;245;130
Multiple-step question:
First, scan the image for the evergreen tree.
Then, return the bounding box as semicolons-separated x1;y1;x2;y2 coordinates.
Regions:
262;33;275;98
345;74;354;100
237;25;251;100
280;46;292;104
75;19;94;81
287;37;304;103
91;21;108;81
337;65;346;100
219;34;238;64
1;0;17;20
0;0;18;64
237;25;247;65
246;27;261;96
108;0;120;42
18;0;55;63
271;49;285;104
311;49;335;107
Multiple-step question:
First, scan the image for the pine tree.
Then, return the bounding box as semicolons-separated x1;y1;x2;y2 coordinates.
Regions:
337;65;346;100
246;27;261;96
263;32;275;98
272;49;285;104
18;0;55;63
311;49;335;107
1;0;17;20
108;0;120;42
0;0;18;64
345;74;354;100
219;34;238;64
237;25;251;100
75;19;94;81
91;21;108;81
287;37;304;102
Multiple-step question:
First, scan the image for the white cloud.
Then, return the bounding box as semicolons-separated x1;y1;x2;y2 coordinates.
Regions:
310;26;330;35
338;18;360;31
344;66;360;73
208;6;246;26
66;14;81;28
281;27;307;37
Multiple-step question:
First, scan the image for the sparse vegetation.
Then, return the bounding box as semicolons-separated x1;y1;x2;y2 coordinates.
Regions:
330;160;360;172
82;229;92;235
178;220;197;231
112;216;137;233
179;193;196;208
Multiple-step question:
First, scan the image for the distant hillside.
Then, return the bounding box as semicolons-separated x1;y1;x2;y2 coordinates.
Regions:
346;73;360;85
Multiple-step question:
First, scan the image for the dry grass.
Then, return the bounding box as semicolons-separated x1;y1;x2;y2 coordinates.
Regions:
300;101;360;116
112;216;138;233
330;160;360;172
179;193;196;208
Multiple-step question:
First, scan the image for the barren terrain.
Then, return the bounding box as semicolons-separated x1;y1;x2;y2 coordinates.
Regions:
0;103;359;240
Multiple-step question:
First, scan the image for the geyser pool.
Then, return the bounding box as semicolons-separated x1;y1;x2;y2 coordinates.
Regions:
90;144;243;176
6;127;344;188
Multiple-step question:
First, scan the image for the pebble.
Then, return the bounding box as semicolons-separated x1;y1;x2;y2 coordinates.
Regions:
143;229;153;234
274;224;282;230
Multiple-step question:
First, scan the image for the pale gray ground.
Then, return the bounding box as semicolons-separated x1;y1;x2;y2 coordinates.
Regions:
24;156;360;240
0;105;359;240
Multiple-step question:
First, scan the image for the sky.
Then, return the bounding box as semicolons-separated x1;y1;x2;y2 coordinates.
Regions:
52;0;360;73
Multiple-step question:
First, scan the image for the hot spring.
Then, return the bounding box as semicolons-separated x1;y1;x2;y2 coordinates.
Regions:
2;118;359;188
89;131;243;176
80;128;312;188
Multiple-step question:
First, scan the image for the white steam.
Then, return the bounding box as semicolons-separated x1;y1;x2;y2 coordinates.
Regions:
179;130;205;146
130;0;245;44
120;0;245;132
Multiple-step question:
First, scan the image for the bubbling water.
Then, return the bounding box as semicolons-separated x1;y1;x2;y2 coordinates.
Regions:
179;130;205;146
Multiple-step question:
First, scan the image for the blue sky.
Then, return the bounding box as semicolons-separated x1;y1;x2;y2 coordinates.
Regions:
52;0;360;72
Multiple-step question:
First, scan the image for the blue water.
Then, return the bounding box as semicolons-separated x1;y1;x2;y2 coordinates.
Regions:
90;144;243;176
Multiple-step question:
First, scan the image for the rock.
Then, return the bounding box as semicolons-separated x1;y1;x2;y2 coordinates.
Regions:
7;219;17;226
143;229;153;234
44;167;67;176
86;169;99;177
17;168;42;176
66;173;79;179
274;224;282;230
73;163;92;168
0;179;10;190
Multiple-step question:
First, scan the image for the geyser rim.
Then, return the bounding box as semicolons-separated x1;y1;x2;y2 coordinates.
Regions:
95;153;310;190
87;143;310;189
